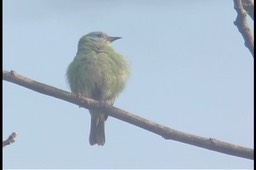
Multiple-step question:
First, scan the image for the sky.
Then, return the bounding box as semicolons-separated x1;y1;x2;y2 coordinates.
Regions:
3;0;254;169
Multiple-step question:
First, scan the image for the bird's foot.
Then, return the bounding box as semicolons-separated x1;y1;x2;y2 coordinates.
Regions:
76;93;84;108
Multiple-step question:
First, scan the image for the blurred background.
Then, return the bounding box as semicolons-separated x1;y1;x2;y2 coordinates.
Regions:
3;0;253;169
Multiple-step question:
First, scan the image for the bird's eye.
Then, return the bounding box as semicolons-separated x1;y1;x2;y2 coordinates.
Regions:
98;33;104;38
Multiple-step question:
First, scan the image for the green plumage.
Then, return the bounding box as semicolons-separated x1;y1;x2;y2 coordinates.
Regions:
66;32;129;146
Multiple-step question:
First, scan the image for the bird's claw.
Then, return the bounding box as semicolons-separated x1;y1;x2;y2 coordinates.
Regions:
76;93;84;108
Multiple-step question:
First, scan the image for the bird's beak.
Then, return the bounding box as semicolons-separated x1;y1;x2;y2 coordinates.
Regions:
107;36;122;42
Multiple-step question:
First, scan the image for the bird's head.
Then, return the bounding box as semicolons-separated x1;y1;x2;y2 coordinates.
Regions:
78;32;121;51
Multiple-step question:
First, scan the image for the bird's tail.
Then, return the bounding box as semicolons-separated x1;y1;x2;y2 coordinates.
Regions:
89;111;106;146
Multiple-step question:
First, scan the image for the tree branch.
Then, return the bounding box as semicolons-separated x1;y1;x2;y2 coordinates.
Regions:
3;70;254;160
233;0;254;57
3;132;17;147
242;0;254;20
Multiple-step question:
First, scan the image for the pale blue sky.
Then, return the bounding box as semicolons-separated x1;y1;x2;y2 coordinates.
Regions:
3;0;253;169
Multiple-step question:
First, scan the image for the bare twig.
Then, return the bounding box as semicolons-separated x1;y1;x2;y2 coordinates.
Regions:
242;0;254;20
3;70;254;160
233;0;254;57
3;132;17;147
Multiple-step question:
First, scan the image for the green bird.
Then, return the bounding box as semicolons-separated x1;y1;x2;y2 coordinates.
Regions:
66;32;129;146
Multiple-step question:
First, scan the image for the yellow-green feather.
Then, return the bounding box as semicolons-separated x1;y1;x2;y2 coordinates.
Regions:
66;34;129;145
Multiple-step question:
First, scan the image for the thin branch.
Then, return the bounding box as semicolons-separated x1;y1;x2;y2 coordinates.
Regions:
3;132;17;147
233;0;254;57
242;0;254;20
3;70;254;160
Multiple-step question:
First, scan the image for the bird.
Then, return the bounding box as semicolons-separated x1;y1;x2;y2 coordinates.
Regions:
66;32;129;146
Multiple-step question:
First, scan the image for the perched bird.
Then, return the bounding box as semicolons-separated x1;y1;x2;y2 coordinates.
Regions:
66;32;129;146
